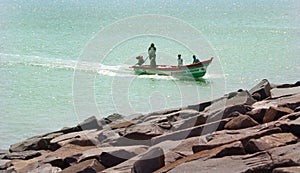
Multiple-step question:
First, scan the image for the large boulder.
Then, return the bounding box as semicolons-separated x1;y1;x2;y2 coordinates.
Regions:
206;104;253;123
60;159;105;173
3;150;43;160
43;144;95;168
164;151;273;173
203;90;255;116
193;141;245;157
171;113;208;131
268;142;300;167
279;117;300;137
272;166;300;173
99;113;124;125
133;147;165;173
0;159;11;170
185;101;211;112
263;106;294;123
249;79;271;101
252;93;300;112
77;145;148;168
50;129;100;147
151;118;231;145
77;116;102;130
246;108;267;124
9;132;63;152
245;133;298;153
224;114;259;130
271;86;300;98
111;124;165;146
25;163;61;173
192;123;282;152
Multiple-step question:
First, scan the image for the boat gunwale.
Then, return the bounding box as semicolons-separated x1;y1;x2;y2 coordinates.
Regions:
131;57;213;71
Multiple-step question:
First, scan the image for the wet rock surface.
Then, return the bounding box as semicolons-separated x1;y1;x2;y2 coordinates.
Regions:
2;79;300;172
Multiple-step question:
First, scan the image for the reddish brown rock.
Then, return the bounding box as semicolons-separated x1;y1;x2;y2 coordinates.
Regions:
159;143;300;173
192;123;282;152
245;133;298;153
246;108;267;124
60;159;105;173
133;147;165;173
224;114;259;130
193;141;245;157
43;144;95;168
162;151;273;173
263;106;294;123
110;121;135;130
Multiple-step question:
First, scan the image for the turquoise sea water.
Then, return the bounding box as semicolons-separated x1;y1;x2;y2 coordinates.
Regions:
0;0;299;149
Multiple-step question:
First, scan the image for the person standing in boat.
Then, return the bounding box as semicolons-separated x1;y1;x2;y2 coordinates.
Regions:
177;54;183;66
192;55;200;64
148;43;157;68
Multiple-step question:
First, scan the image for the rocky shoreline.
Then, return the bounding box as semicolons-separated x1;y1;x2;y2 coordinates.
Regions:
1;79;300;173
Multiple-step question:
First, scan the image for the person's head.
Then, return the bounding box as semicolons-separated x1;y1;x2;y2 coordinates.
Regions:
193;55;196;59
178;54;181;59
150;43;154;47
136;55;143;60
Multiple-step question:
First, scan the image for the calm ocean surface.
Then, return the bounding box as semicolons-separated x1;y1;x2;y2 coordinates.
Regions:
0;0;299;149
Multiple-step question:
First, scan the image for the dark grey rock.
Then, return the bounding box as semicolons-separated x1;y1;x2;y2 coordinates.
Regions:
78;145;148;168
151;118;231;145
186;101;211;112
9;132;63;152
249;79;271;101
133;147;165;173
77;116;102;130
272;166;300;173
279;117;300;137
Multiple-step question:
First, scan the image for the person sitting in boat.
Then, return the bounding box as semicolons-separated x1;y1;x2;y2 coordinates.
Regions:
192;55;200;64
148;43;157;68
135;55;145;66
177;54;183;66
